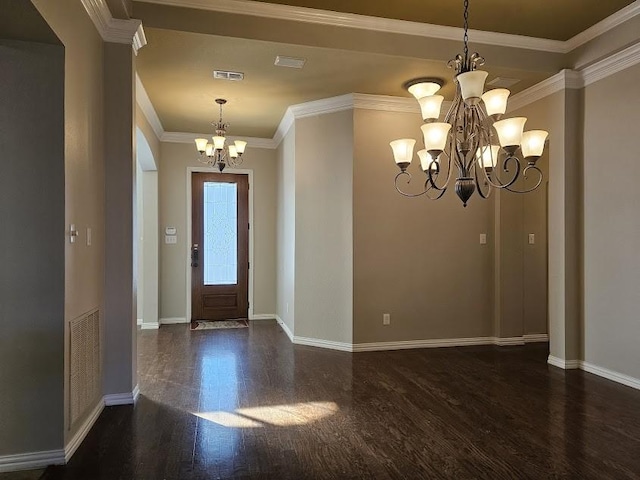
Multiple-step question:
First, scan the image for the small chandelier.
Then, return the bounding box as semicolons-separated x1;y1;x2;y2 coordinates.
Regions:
390;0;548;207
195;98;247;172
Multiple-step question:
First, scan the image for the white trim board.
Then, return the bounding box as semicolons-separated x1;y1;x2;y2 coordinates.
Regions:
140;322;160;330
65;399;104;462
141;0;640;54
275;314;294;342
250;314;276;320
159;317;188;324
80;0;146;51
272;324;549;353
185;167;255;324
0;449;65;473
104;385;139;406
548;358;640;391
136;74;164;141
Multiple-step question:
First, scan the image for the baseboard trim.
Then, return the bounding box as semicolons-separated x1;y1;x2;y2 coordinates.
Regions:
140;322;160;330
0;449;65;473
494;336;526;346
353;336;495;352
65;399;104;462
250;313;276;320
294;336;353;352
275;314;294;342
524;333;550;343
548;355;580;369
580;361;640;391
104;385;139;406
136;318;143;326
159;317;187;325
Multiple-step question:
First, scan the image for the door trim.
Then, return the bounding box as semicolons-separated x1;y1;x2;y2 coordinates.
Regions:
185;167;254;322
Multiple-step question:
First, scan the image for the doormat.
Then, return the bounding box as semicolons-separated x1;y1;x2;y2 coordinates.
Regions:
191;319;249;331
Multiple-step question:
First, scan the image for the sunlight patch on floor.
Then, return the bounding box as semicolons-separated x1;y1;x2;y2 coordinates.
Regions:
193;401;339;428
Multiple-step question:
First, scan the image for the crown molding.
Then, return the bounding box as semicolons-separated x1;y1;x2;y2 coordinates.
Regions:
507;69;582;113
141;0;565;53
161;131;277;149
81;0;146;51
565;0;640;53
582;41;640;86
273;108;295;148
289;94;354;119
133;24;148;55
352;94;419;114
135;74;164;141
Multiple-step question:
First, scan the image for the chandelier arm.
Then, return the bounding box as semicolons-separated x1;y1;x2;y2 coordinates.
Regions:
474;164;493;199
503;164;544;193
394;171;432;197
481;154;521;189
426;150;455;192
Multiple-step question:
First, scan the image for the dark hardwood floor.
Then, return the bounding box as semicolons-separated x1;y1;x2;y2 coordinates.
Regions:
36;320;640;479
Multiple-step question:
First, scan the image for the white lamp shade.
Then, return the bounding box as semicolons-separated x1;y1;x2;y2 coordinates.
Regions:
493;117;527;148
481;88;510;116
457;70;488;101
390;139;416;164
420;123;452;152
228;145;238;158
418;95;444;121
205;143;214;156
407;81;442;100
521;130;549;158
212;136;226;150
476;145;500;168
195;138;209;153
417;149;439;171
234;140;247;154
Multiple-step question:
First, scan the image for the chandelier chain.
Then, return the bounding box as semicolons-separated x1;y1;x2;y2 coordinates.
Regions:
463;0;469;63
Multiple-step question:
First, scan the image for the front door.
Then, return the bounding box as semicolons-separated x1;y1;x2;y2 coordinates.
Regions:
191;172;249;321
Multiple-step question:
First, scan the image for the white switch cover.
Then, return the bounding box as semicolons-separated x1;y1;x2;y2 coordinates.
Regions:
528;233;535;245
165;227;177;235
165;235;177;244
87;227;92;246
480;233;487;245
383;313;391;325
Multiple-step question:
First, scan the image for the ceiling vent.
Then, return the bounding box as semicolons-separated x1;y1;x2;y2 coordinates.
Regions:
213;70;244;81
487;77;520;88
274;55;306;69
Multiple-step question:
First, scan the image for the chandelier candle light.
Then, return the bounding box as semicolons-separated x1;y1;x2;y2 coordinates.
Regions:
390;0;548;207
195;98;247;172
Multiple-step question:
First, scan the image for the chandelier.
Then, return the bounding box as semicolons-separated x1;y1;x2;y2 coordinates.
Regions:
195;98;247;172
390;0;548;207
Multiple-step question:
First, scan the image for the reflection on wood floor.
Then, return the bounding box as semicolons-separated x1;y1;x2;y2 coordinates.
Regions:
41;320;640;479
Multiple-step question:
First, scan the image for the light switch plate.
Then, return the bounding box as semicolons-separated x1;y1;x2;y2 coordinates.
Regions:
528;233;535;245
480;233;487;245
165;235;177;244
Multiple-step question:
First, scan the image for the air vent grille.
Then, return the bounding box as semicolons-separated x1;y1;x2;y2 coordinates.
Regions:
213;70;245;81
69;308;101;427
274;55;306;69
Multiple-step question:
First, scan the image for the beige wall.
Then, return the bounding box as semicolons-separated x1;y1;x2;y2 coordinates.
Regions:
353;108;494;343
159;142;277;319
276;126;296;333
33;0;108;447
0;39;65;456
583;64;640;379
294;111;354;344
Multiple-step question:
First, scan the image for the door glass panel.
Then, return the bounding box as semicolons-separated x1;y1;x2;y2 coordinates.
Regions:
203;182;238;285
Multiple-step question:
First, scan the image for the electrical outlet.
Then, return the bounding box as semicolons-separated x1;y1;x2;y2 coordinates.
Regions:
383;313;391;325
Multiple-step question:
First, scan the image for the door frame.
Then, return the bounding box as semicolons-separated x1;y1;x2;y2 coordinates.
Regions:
185;166;255;322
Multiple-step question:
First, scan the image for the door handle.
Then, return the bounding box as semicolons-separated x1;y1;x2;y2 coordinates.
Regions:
191;244;199;267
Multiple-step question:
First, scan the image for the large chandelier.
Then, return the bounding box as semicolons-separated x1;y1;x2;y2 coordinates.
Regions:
390;0;548;207
195;98;247;172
